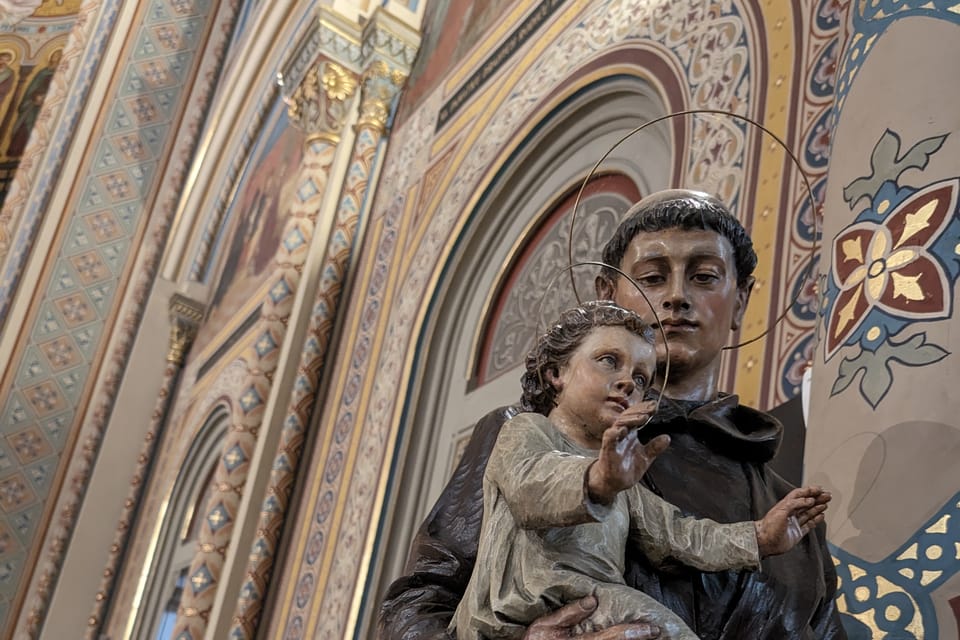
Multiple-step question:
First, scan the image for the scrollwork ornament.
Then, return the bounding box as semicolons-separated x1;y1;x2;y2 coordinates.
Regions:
167;295;204;365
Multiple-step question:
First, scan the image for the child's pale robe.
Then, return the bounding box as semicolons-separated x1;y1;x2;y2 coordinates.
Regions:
450;412;761;640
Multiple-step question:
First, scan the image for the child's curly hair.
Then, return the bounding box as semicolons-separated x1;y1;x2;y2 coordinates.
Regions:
521;301;655;415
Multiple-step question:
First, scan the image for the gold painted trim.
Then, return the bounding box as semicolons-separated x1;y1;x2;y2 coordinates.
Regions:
732;2;797;408
271;214;388;632
345;246;423;637
303;188;418;634
306;131;342;145
124;496;171;640
190;277;273;364
319;17;363;47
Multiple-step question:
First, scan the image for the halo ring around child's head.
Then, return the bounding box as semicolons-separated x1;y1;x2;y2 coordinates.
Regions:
536;261;670;428
567;108;820;352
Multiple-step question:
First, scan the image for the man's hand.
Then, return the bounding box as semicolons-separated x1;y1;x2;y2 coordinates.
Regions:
755;486;831;557
587;401;669;505
523;596;661;639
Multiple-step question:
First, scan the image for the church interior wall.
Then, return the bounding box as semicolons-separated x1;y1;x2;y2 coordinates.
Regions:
270;1;823;637
0;1;955;639
0;0;245;636
806;6;960;638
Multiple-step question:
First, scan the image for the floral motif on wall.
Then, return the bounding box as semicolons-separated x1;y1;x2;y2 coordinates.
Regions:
822;129;960;408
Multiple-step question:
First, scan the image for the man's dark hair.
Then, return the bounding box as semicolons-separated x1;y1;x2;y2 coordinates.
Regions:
599;189;758;289
520;301;654;415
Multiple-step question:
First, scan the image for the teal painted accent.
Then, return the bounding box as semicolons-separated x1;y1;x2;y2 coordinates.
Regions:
832;491;960;638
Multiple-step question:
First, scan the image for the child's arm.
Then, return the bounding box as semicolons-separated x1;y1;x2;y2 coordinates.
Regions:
628;489;762;571
627;486;831;571
585;401;670;505
489;414;613;529
754;486;831;556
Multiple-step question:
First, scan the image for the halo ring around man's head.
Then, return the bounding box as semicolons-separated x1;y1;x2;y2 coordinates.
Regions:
567;108;819;351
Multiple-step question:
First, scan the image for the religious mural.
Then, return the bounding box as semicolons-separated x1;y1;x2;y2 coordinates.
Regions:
397;0;518;119
0;34;68;205
0;0;76;204
193;97;306;355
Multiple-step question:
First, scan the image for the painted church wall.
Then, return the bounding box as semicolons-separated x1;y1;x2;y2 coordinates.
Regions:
807;4;960;638
269;1;838;637
0;0;244;636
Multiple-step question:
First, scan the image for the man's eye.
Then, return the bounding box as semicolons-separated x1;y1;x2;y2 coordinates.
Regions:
636;274;664;285
693;272;720;283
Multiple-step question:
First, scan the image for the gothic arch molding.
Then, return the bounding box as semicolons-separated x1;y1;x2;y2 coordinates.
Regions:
119;403;228;640
367;68;678;629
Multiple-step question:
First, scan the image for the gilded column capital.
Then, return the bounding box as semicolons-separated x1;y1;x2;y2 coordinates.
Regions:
283;60;359;144
168;294;204;365
357;60;407;134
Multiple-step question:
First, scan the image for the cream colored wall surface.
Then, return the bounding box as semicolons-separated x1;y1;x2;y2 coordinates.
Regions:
807;6;960;639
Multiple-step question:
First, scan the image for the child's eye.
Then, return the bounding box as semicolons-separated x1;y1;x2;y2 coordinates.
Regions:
633;374;647;388
598;354;617;367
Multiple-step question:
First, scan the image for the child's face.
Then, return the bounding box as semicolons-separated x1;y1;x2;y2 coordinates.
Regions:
549;325;655;447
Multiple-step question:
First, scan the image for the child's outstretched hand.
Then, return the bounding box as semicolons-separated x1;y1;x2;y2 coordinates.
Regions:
587;401;670;505
755;486;831;556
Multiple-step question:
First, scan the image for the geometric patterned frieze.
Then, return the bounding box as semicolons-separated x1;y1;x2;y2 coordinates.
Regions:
83;210;125;243
52;291;98;328
0;472;38;514
0;443;14;476
0;0;221;632
0;520;22;560
6;426;54;467
16;347;52;389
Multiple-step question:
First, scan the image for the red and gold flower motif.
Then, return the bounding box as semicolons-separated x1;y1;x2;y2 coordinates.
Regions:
826;178;956;359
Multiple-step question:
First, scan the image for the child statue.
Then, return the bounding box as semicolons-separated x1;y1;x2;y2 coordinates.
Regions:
449;301;830;639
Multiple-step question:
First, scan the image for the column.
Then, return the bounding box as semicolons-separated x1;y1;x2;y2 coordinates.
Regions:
84;295;205;639
228;59;406;639
170;59;359;640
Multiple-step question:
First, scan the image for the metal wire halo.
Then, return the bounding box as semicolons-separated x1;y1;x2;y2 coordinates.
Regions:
567;108;819;351
535;261;670;427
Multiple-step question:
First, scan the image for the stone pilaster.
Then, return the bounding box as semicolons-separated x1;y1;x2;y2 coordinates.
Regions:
84;295;204;639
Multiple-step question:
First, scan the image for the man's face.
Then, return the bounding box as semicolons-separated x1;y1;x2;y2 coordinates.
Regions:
608;228;753;379
548;325;655;448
